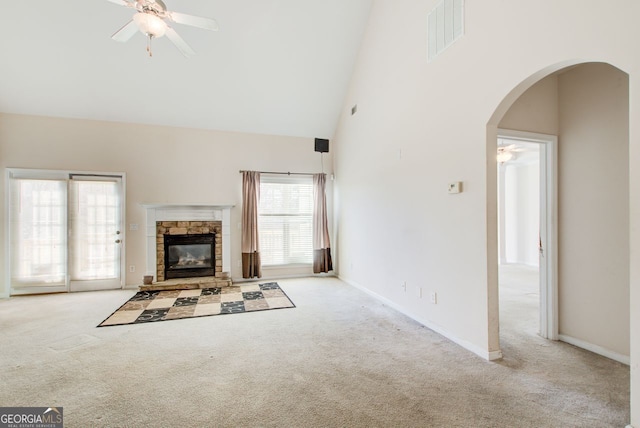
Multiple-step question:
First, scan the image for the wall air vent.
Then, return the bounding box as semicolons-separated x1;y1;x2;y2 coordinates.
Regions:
428;0;464;62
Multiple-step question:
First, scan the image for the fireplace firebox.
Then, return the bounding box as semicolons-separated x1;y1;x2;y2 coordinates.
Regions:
164;233;216;279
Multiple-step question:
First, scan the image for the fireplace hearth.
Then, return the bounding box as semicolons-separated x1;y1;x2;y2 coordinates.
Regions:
164;233;215;279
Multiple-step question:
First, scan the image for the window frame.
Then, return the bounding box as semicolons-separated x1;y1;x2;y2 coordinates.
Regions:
258;174;314;267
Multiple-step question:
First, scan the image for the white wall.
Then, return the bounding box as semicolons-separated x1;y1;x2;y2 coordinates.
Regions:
0;113;333;295
557;63;630;358
333;1;639;423
499;75;559;135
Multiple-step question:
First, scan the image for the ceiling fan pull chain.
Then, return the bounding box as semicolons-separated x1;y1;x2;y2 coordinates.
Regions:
146;34;153;57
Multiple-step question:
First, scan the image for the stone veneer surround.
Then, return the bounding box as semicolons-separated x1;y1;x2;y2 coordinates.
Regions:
156;220;222;282
143;204;232;283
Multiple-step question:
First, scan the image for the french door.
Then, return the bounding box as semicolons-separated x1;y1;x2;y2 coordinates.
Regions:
68;175;123;292
8;170;125;295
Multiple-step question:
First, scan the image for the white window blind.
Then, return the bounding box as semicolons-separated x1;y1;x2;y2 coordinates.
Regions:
69;178;120;280
10;179;67;286
258;175;313;266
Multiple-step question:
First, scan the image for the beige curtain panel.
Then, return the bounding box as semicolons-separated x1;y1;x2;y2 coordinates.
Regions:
241;171;262;278
313;173;333;274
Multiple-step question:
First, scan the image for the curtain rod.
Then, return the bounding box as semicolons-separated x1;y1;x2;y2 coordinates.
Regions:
239;170;319;177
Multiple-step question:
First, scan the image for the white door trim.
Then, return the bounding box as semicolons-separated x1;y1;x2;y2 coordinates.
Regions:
498;129;558;340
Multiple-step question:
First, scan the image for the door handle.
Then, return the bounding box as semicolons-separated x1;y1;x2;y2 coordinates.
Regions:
539;236;543;256
115;239;122;244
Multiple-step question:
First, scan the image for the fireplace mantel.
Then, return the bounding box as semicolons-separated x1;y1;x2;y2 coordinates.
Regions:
141;203;235;210
142;204;234;280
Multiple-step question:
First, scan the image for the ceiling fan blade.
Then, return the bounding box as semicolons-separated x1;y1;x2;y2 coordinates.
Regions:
168;12;219;31
111;20;139;42
165;27;196;58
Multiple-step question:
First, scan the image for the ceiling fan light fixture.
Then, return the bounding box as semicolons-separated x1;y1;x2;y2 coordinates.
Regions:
133;12;167;38
497;148;514;164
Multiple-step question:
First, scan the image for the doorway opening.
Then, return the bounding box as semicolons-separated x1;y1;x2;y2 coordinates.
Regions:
497;130;557;342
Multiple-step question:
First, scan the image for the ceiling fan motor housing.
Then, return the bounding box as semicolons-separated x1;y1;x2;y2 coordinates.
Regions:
137;0;167;16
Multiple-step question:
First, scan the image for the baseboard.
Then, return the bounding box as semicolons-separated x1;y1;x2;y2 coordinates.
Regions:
558;334;630;365
233;273;337;284
340;276;502;361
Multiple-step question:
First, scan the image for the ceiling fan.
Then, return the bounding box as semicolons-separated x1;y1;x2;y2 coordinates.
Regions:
497;143;525;164
107;0;219;58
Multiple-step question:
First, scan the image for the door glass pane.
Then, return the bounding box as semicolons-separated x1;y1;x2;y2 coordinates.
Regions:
11;179;67;286
70;180;120;280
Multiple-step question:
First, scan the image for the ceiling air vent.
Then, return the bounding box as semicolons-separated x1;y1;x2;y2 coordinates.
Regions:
428;0;464;61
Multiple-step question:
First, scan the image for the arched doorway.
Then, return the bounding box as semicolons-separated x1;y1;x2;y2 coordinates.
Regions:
487;62;630;364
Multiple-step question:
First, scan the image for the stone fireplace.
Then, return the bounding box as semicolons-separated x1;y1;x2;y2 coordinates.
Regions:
143;204;233;287
157;221;220;281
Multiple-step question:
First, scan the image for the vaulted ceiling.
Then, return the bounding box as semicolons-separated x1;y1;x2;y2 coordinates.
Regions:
0;0;372;138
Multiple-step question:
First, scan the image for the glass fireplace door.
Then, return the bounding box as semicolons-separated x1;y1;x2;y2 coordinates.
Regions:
164;234;216;279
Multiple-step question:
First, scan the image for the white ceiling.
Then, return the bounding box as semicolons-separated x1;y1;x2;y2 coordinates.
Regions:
0;0;372;139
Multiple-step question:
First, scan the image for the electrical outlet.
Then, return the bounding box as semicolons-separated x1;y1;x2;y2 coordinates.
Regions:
430;292;438;304
129;223;139;231
129;265;135;273
416;287;422;298
401;281;407;292
237;260;241;268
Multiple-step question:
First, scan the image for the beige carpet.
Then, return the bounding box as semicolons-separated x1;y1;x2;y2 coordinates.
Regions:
0;276;630;427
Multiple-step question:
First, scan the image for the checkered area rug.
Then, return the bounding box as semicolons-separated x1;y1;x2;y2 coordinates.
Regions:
98;282;295;327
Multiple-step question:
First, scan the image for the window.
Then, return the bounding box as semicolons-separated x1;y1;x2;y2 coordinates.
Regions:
258;175;313;265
